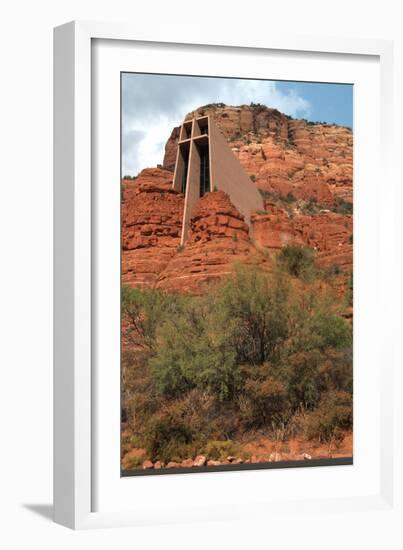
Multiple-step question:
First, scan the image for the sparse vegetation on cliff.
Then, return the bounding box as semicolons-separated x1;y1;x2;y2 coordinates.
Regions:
333;196;353;215
199;102;226;110
277;245;316;280
258;189;352;218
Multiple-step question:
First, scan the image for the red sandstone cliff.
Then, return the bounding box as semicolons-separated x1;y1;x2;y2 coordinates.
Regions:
164;104;352;205
122;178;268;293
121;168;184;287
156;191;270;293
122;104;353;294
251;201;352;270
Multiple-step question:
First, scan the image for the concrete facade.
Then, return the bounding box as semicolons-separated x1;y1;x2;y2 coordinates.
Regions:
172;115;264;244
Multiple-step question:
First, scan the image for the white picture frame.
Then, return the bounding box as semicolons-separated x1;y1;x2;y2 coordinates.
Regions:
54;20;400;532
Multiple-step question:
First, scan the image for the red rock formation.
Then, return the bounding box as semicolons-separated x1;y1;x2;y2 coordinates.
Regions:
163;126;180;172
156;191;269;293
251;202;303;250
123;105;352;294
121;174;270;293
121;168;184;287
293;213;353;270
189;191;250;244
252;205;353;271
163;105;352;206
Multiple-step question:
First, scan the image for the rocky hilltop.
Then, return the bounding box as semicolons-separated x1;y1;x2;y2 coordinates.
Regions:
122;104;353;294
164;104;353;204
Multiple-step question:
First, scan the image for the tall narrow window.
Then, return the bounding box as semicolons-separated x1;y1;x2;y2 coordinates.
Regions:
181;149;189;195
199;145;210;197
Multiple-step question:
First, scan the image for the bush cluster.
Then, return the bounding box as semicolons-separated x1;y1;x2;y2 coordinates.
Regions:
333;196;353;215
122;263;353;464
277;245;316;280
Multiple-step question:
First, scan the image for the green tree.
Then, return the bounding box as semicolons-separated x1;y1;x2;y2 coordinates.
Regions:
121;263;353;464
121;286;182;351
150;295;239;400
221;265;290;365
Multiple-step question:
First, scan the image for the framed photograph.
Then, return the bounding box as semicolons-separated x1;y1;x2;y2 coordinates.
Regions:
119;73;354;477
54;21;399;531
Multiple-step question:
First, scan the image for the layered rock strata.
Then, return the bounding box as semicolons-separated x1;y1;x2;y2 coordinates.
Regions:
164;105;352;205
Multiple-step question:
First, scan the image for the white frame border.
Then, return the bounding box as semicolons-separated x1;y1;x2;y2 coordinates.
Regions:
54;20;398;530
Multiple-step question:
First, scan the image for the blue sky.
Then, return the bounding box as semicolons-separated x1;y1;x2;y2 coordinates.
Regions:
122;73;352;176
276;81;353;128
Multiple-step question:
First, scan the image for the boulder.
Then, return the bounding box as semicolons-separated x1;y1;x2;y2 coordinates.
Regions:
269;452;282;462
193;455;207;467
166;461;180;469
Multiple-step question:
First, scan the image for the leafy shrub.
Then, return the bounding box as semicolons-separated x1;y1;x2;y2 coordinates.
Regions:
145;419;195;462
239;365;288;428
313;312;352;350
150;296;240;400
318;349;353;395
321;264;343;279
285;192;297;203
221;266;289;365
302;197;320;214
249;102;266;111
229;131;242;142
204;440;241;460
122;286;181;351
258;189;275;199
345;272;353;307
277;245;316;280
305;391;353;442
280;350;324;409
333;197;353;215
121;262;353;464
274;297;351;410
200;102;226;109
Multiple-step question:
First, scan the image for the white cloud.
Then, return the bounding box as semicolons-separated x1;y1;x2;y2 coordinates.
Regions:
122;74;311;176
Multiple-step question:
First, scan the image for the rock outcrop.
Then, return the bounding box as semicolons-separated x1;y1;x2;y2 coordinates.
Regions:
251;202;353;271
122;104;353;294
163;104;352;205
122;174;269;293
163;126;180;171
156;191;269;293
121;168;184;287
